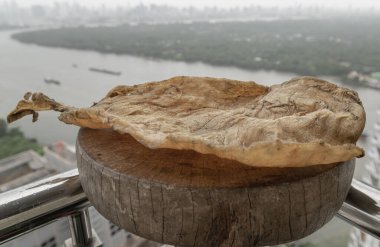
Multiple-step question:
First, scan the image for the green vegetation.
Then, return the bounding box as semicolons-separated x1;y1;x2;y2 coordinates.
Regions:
372;72;380;80
286;243;317;247
0;119;43;160
12;17;380;79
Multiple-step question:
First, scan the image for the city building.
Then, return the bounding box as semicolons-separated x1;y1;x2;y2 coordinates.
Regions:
348;111;380;247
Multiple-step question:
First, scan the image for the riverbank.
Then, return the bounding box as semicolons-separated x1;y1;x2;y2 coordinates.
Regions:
0;24;23;31
11;17;380;88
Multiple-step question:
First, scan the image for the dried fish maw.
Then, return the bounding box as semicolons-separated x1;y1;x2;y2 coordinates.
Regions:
7;76;365;167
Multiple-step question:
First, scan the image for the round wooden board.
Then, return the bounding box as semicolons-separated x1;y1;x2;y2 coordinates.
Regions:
76;128;355;247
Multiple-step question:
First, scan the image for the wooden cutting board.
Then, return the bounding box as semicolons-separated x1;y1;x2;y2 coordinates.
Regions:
76;128;354;247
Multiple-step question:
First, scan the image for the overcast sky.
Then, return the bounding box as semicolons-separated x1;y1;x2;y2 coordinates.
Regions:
5;0;380;9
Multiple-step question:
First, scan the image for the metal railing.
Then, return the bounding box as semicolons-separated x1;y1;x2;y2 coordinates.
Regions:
338;179;380;238
1;169;380;246
0;169;97;246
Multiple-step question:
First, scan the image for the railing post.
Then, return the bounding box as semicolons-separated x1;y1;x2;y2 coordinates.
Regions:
68;208;93;246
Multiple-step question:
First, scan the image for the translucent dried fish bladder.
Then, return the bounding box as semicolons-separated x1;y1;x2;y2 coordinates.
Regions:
7;76;365;167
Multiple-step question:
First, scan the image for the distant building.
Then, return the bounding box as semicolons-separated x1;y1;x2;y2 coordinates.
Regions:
43;141;76;172
347;70;380;89
0;143;162;247
0;150;54;192
348;111;380;247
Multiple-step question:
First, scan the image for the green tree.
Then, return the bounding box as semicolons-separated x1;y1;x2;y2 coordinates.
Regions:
0;118;43;160
286;242;317;247
0;119;7;137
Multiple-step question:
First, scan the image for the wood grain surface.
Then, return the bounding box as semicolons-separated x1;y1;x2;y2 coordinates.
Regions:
77;128;355;247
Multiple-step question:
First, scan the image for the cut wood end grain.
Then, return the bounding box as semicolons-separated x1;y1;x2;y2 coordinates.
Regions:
76;128;355;246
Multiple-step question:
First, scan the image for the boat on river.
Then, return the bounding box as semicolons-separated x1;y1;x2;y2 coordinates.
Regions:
44;77;61;86
88;67;121;76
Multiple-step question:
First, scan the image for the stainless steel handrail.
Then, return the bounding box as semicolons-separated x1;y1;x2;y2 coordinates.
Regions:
337;179;380;238
0;169;90;244
1;169;380;244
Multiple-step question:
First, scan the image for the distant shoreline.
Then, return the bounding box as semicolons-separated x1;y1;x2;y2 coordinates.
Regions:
0;24;25;31
11;19;380;89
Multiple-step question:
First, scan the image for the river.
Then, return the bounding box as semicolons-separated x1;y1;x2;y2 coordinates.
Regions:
1;29;378;145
